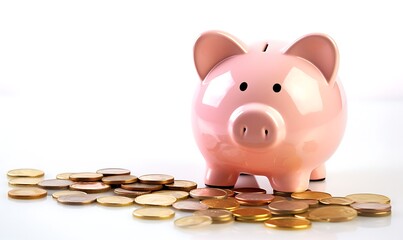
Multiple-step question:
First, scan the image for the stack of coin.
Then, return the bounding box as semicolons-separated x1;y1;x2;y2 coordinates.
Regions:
165;180;197;191
268;200;309;215
350;202;392;217
346;193;392;217
235;193;275;206
189;188;227;199
200;198;240;210
7;168;44;188
232;208;271;222
7;168;47;200
291;191;332;200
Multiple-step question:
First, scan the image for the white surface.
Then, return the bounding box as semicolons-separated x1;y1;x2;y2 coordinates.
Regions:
1;1;403;239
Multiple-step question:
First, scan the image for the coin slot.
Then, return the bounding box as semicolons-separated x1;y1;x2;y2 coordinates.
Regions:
263;43;269;52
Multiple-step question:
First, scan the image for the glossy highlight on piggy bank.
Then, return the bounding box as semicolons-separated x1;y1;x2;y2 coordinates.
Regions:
192;31;346;192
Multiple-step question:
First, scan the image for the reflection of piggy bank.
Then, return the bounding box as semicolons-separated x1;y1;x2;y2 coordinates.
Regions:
192;30;346;192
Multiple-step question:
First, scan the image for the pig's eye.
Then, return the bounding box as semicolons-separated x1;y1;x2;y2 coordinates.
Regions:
273;83;281;93
239;82;248;91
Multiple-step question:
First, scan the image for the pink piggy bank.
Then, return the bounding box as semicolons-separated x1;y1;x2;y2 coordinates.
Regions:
192;31;346;192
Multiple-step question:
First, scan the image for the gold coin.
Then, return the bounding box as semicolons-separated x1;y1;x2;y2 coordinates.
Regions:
350;202;391;213
114;188;151;198
189;188;227;200
358;211;391;217
121;182;163;191
165;180;197;191
138;174;174;184
235;193;275;205
223;189;235;197
271;196;288;202
320;197;354;206
8;187;47;199
152;190;189;200
174;215;213;228
52;190;87;199
97;196;134;206
235;216;271;222
172;200;209;211
9;177;42;186
135;194;177;206
232;207;271;220
233;187;266;194
7;168;44;178
345;193;390;204
194;209;233;223
201;198;240;210
69;172;103;182
56;173;73;180
268;200;309;215
57;194;97;205
38;179;73;190
133;207;175;220
291;191;332;200
308;206;357;222
69;182;111;193
101;175;138;185
96;168;131;176
294;199;319;208
264;217;311;230
294;210;311;219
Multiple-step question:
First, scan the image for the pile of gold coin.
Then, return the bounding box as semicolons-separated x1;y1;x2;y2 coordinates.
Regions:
6;168;392;230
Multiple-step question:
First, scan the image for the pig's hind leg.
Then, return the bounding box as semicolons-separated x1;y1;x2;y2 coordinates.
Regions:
310;164;326;181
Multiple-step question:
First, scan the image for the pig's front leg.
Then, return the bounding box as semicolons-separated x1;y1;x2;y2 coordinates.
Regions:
204;164;239;188
310;164;326;181
269;172;311;192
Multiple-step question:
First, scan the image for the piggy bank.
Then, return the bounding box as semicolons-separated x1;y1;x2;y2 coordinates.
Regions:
192;30;346;192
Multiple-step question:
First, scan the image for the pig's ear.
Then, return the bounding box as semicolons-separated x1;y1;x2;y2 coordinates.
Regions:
284;34;339;86
194;31;247;80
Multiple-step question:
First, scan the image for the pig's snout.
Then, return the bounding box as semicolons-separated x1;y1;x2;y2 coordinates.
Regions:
229;104;286;149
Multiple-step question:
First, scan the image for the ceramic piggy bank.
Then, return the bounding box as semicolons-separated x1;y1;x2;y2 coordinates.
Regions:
192;31;346;192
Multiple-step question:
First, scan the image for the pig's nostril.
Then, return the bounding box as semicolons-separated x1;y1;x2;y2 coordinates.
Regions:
264;129;269;136
242;127;247;135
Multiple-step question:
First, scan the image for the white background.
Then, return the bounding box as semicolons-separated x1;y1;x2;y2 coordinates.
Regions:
0;1;402;239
